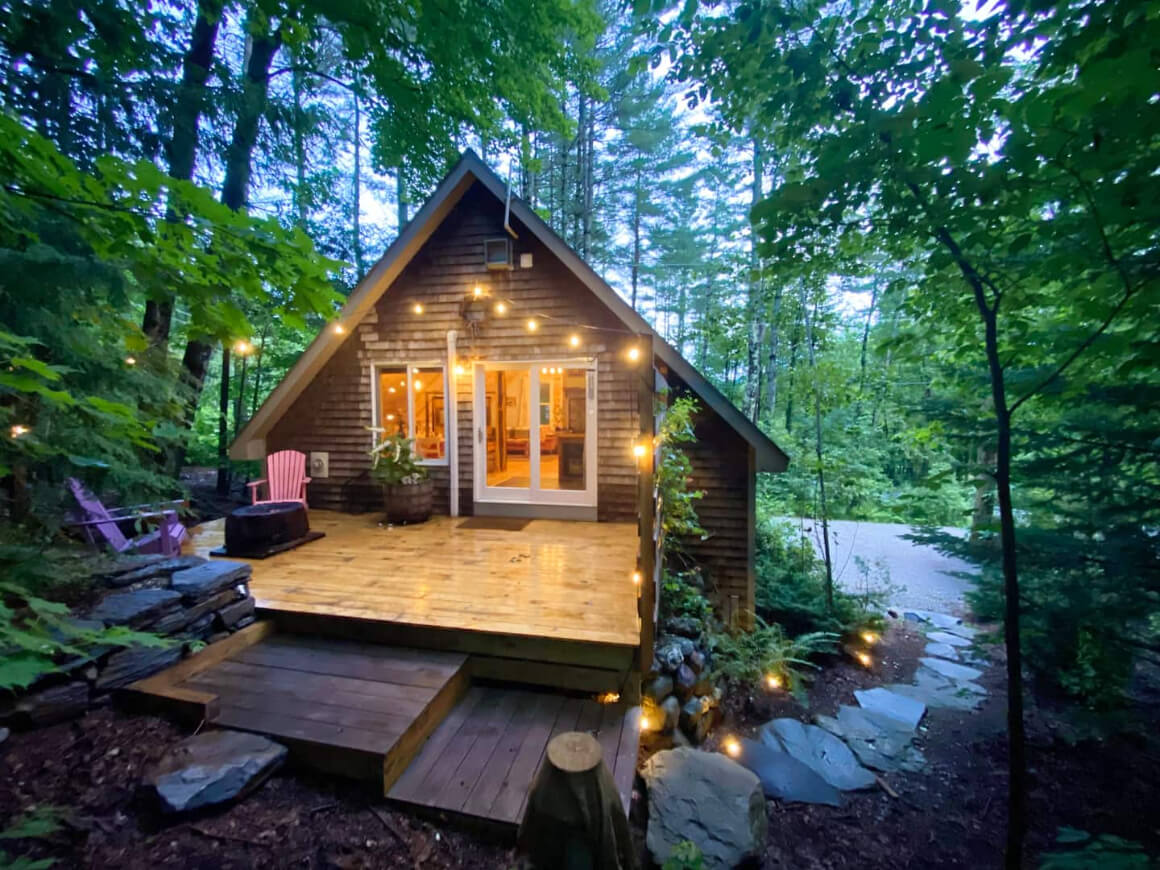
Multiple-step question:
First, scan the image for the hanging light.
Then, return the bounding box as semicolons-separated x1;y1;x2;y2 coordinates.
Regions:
526;319;538;332
413;302;424;315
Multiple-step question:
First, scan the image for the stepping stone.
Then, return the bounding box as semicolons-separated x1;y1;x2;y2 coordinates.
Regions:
730;738;841;807
920;657;983;683
903;611;929;623
924;612;963;630
924;642;960;661
145;730;287;814
816;712;926;774
888;668;986;711
641;747;769;869
854;687;926;731
760;718;877;791
171;561;251;603
88;588;182;627
928;631;972;648
941;623;978;640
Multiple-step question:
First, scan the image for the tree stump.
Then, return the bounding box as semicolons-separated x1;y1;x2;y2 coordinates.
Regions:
517;731;637;870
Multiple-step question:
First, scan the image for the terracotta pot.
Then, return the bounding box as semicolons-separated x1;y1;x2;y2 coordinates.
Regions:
383;479;433;524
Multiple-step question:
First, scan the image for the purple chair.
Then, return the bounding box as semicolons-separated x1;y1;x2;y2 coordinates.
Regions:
67;478;187;557
247;449;311;506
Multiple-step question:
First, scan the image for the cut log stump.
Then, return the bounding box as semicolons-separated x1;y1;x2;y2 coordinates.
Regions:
518;730;637;870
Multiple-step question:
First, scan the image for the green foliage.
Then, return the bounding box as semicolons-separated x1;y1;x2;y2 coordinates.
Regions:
662;841;705;870
755;520;885;637
1039;828;1150;870
368;434;429;486
710;616;837;691
657;396;705;549
659;569;712;623
0;805;63;869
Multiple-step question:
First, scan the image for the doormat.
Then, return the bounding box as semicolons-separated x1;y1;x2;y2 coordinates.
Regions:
456;517;531;531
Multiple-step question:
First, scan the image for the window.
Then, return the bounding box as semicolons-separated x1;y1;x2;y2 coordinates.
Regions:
539;381;552;426
374;363;447;464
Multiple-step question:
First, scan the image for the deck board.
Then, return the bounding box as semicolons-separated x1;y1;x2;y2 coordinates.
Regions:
186;511;640;647
388;685;641;829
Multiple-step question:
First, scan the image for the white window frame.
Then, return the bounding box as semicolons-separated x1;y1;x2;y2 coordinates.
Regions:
369;360;449;467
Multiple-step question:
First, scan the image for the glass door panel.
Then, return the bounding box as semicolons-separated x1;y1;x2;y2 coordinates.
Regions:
537;366;588;491
483;367;532;490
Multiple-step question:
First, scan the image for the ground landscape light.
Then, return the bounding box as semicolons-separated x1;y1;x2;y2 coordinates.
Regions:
722;736;741;758
861;631;879;645
124;356;137;366
856;651;873;667
765;673;782;690
10;424;29;438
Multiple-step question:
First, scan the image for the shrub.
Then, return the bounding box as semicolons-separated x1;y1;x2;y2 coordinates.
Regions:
711;616;838;691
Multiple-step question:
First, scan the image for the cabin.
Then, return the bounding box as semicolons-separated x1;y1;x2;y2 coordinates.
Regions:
137;151;787;833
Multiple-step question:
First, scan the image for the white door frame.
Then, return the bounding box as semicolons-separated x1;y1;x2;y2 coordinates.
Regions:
472;360;598;509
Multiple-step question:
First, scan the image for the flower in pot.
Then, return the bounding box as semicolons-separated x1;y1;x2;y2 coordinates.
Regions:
369;433;434;524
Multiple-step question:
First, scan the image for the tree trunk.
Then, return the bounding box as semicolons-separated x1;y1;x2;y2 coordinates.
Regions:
630;166;641;311
352;86;365;276
291;56;307;228
804;292;834;610
971;441;997;542
858;282;880;396
743;138;765;421
144;0;223;347
764;284;784;418
216;345;231;495
396;164;408;228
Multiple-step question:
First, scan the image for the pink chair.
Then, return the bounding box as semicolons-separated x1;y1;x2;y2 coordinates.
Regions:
247;450;311;506
68;478;187;557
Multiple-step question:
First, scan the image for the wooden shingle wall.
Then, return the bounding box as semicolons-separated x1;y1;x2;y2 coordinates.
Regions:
268;183;640;521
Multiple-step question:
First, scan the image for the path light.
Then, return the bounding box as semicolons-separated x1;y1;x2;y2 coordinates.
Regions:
526;319;538;332
413;302;424;315
639;713;652;732
124;356;137;366
765;673;783;690
596;692;620;705
722;736;741;758
10;424;29;438
861;631;879;645
856;651;873;668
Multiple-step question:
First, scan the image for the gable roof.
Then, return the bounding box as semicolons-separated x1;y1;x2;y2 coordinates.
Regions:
232;151;788;472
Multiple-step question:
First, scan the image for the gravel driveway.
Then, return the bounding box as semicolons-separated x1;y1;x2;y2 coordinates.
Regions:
782;518;978;615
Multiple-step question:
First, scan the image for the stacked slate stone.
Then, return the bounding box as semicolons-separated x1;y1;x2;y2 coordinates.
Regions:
0;555;255;728
644;616;720;745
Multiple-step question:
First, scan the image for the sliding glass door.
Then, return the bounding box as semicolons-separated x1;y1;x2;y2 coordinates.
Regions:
473;361;596;507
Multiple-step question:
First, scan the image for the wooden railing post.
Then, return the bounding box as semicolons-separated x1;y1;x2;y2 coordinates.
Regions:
637;335;659;672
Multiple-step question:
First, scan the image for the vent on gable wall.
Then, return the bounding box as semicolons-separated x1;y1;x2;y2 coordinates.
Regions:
484;237;513;270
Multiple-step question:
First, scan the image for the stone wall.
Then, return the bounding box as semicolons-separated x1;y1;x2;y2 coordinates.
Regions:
643;615;720;746
1;555;256;728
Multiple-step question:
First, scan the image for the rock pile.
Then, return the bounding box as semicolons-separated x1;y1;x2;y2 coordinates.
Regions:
644;616;719;744
1;555;256;727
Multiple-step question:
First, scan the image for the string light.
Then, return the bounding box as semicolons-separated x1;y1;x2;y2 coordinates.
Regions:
568;334;581;348
861;631;879;645
332;323;345;335
722;736;741;758
495;301;507;314
627;345;641;362
526;319;538;332
413;302;424;315
10;424;29;438
765;673;783;690
124;356;137;366
473;285;483;298
233;340;251;355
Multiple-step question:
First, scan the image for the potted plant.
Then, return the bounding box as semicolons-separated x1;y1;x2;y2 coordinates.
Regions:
369;433;434;524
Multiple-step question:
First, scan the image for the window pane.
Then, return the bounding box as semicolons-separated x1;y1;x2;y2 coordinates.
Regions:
540;368;586;491
411;366;446;460
377;367;408;437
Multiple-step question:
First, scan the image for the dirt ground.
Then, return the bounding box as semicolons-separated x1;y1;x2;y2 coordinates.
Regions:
3;622;1158;868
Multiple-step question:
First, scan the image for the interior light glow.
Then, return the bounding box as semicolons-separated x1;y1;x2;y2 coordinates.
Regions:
454;365;465;376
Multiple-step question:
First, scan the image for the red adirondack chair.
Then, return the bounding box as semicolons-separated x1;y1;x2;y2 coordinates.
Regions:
247;450;311;506
67;478;187;557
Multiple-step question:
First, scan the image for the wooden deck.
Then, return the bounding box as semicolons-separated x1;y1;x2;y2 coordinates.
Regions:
186;510;640;648
388;684;640;828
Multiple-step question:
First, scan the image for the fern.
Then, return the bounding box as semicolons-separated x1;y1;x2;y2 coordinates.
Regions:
711;615;838;690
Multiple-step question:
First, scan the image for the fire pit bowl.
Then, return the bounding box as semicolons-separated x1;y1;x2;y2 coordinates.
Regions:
210;501;325;559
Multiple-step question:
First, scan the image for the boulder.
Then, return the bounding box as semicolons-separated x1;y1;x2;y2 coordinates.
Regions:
676;638;696;660
153;588;243;635
171;561;251;603
760;718;876;791
644;674;674;703
662;616;703;639
95;645;182;691
732;737;841;806
660;696;681;732
927;630;972;648
215;597;255;631
679;695;716;744
145;730;287;814
0;726;9;745
99;553;168;581
655;641;685;673
105;555;207;589
854;687;926;731
686;649;706;674
674;664;697;699
641;748;767;870
88;588;182;628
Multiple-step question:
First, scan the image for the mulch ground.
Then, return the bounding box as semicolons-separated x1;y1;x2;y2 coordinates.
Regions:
2;621;1158;868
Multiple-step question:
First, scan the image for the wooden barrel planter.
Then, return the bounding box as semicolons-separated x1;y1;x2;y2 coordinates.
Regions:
384;480;433;525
